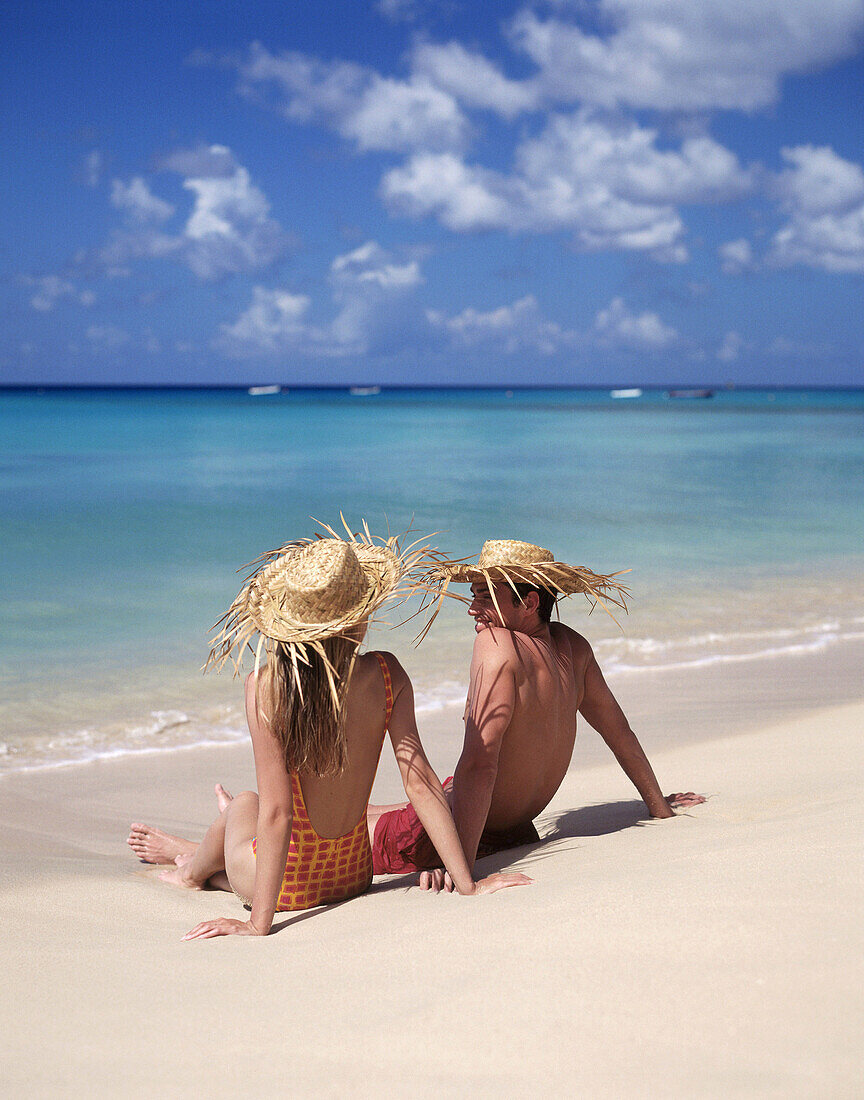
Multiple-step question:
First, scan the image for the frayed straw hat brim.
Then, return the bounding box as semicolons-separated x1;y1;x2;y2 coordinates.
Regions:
205;518;429;677
418;538;631;634
436;560;628;597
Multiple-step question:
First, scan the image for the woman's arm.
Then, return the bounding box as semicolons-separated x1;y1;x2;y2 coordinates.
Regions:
384;656;530;897
244;670;293;934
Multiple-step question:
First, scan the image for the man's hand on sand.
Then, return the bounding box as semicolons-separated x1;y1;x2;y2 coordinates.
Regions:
666;791;707;809
418;868;533;894
419;868;453;892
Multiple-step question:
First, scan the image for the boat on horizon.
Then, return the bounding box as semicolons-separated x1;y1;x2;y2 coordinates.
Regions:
349;386;381;396
665;388;714;399
610;388;643;399
247;385;281;396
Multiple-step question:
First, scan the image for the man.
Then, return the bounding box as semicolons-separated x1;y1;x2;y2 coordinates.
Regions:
368;539;704;888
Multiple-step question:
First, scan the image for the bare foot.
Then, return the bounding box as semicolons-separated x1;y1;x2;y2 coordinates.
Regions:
127;823;197;865
158;860;203;890
215;783;233;813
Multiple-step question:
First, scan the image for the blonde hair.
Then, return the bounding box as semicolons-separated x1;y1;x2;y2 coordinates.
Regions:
257;635;359;776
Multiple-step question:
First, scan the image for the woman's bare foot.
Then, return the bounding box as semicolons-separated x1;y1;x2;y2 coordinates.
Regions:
215;783;233;812
159;854;203;890
127;824;197;865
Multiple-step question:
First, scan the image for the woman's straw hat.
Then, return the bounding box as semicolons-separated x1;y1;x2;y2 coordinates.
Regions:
206;519;426;676
427;538;630;624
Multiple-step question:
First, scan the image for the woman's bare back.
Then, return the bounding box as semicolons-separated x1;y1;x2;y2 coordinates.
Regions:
296;650;390;838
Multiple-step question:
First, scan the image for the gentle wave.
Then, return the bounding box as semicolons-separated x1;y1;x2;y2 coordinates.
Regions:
3;620;862;776
595;619;864;674
0;707;248;777
414;679;469;713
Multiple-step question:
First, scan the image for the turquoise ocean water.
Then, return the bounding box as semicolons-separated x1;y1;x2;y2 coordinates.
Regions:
1;386;862;775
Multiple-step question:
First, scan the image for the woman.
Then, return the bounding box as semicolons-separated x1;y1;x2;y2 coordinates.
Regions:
128;527;530;939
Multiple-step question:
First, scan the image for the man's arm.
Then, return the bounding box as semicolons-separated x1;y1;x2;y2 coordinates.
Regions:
450;630;517;864
578;646;675;818
385;654;531;896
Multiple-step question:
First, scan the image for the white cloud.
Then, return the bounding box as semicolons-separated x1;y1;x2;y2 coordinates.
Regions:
346;76;470;154
717;330;744;362
383;112;748;259
767;335;829;358
509;0;864;111
427;294;577;354
24;275;96;311
238;46;470;154
83;150;103;187
182;163;285;280
594;297;678;350
330;240;422;290
769;145;864;273
86;324;129;351
99;146;288;281
216;241;423;358
327;241;424;352
412;41;539;119
382;153;511;231
719;238;755;275
376;0;421;21
111;178;175;224
160;145;237;178
217;287;313;354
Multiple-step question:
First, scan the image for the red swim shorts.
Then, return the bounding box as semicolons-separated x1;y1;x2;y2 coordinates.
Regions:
371;778;540;875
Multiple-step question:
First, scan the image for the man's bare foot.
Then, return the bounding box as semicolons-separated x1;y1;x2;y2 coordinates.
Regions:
127;824;197;865
159;854;203;890
215;783;233;813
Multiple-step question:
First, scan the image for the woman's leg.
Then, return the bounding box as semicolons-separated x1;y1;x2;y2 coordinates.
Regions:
222;791;260;903
158;788;255;891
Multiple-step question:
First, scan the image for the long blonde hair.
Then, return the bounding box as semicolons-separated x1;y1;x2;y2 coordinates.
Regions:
257;635;359;776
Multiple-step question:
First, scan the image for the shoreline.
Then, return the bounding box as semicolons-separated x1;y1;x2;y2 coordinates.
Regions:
5;631;863;794
2;693;862;1095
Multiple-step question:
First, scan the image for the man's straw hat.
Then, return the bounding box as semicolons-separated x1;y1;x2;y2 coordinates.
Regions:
428;538;630;624
206;519;426;678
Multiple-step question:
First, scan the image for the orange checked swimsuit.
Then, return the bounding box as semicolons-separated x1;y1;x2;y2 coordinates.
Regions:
252;652;393;912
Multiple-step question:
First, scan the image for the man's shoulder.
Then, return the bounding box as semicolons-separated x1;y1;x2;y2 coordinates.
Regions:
471;626;519;664
550;621;593;660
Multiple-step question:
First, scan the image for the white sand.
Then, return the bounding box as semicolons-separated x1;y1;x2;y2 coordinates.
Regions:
1;700;862;1097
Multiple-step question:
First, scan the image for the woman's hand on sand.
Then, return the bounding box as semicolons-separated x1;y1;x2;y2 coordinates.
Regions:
182;917;264;940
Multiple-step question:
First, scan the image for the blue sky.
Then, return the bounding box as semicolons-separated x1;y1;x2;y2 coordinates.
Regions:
4;0;864;386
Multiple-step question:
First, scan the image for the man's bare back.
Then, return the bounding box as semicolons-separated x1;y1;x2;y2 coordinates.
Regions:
368;570;704;886
437;579;704;887
473;621;587;832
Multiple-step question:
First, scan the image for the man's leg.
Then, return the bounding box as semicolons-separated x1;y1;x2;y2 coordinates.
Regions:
366;800;408;847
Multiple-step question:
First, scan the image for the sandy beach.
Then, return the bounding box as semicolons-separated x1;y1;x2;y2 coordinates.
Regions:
2;682;862;1098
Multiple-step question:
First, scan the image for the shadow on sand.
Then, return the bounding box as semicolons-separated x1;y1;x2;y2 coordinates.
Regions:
473;799;653;875
243;800;657;923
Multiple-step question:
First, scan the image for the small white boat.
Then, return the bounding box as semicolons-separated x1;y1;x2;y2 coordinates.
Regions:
610;388;643;399
248;385;281;396
349;386;381;396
